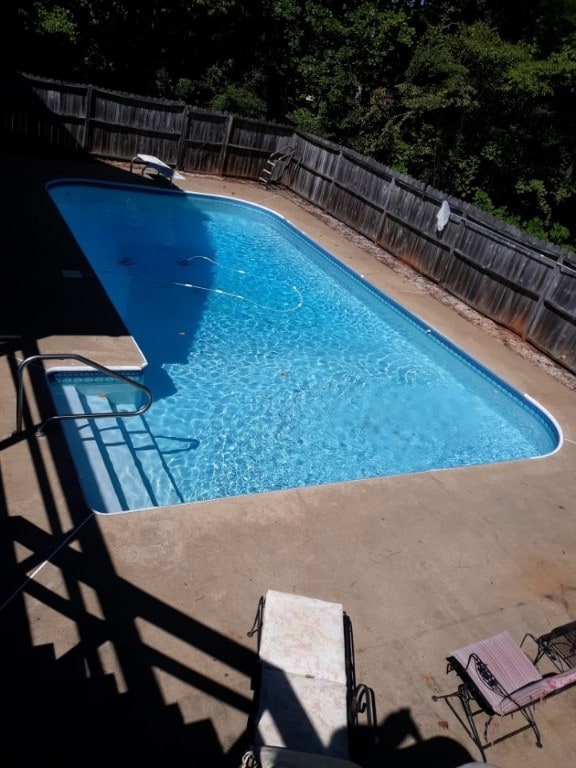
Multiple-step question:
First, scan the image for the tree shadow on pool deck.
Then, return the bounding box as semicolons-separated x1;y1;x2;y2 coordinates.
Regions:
0;73;214;353
0;153;132;341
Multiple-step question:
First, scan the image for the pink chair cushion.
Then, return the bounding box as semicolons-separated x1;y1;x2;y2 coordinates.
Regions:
496;668;576;714
450;631;541;713
450;631;576;715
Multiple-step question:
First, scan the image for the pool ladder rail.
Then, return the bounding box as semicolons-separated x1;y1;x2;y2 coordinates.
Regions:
259;145;301;186
15;353;153;437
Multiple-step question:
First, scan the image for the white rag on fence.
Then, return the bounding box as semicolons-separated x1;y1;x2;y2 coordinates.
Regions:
436;200;451;233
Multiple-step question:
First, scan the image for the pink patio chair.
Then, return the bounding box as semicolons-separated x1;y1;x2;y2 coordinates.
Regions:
432;630;576;761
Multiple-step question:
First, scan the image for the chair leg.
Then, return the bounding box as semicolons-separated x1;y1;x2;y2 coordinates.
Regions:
520;632;547;666
433;684;487;762
517;704;542;749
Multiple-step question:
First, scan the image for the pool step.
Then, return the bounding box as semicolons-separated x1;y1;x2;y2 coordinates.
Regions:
54;382;183;513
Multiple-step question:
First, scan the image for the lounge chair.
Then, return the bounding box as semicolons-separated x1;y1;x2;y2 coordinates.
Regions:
243;590;376;768
432;630;576;761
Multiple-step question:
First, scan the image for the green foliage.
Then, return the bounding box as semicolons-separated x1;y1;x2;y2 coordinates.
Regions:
361;15;576;247
12;0;576;248
286;107;325;136
272;1;415;141
472;189;514;222
515;179;552;221
210;84;268;118
35;4;78;39
524;218;573;248
472;189;574;249
173;78;195;102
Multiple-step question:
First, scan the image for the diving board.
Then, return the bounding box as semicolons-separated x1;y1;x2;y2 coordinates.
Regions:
129;153;185;182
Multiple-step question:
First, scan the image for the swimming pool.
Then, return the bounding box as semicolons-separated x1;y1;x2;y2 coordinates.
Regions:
46;179;561;513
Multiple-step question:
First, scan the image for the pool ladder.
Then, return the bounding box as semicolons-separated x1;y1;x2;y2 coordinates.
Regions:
15;353;153;437
259;145;301;186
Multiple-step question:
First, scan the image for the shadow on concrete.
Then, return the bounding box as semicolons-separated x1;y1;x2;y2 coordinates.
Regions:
349;708;475;767
0;512;256;764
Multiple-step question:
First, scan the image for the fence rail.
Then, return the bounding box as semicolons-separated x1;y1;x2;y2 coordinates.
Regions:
4;71;576;375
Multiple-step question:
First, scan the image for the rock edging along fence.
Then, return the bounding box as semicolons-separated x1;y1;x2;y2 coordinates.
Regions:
5;71;576;376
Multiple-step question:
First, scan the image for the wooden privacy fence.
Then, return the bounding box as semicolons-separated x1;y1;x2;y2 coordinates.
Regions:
5;71;576;376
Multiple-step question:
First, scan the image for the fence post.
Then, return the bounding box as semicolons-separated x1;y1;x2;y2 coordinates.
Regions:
176;104;190;170
434;194;462;289
218;114;235;176
327;149;343;207
375;175;396;247
83;85;94;153
524;253;565;343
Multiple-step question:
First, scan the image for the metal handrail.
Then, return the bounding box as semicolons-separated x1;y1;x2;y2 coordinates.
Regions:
16;353;153;437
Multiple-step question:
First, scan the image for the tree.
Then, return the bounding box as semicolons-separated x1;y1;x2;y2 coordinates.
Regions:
8;0;576;246
269;1;414;140
358;17;576;246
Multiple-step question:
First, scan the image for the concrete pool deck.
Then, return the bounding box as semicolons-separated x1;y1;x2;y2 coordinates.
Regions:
1;151;576;766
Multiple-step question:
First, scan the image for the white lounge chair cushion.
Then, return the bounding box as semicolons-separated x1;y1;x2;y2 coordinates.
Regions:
259;590;347;685
254;668;350;758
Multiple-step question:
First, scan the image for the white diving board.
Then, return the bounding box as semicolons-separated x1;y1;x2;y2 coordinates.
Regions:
129;153;185;182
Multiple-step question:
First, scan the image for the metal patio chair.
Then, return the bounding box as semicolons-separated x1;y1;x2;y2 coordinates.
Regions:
432;630;576;761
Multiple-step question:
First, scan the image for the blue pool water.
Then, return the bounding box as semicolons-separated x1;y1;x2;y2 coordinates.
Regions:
46;179;560;513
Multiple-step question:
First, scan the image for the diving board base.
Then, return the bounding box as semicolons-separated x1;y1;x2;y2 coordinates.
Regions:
129;153;185;182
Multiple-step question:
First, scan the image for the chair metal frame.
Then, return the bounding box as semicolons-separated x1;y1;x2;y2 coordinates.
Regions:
523;620;576;672
433;651;541;762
